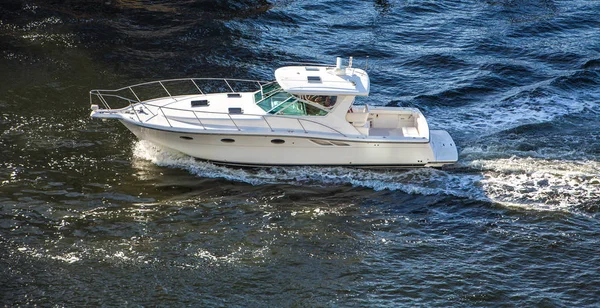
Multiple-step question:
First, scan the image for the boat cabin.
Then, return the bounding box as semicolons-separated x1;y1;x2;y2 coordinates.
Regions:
253;61;428;140
252;64;369;117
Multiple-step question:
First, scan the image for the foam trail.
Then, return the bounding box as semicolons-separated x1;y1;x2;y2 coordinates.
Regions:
132;141;600;212
468;157;600;211
428;94;597;136
131;140;483;198
132;140;271;185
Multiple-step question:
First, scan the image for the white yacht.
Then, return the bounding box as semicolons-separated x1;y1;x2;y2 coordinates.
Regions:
90;57;457;167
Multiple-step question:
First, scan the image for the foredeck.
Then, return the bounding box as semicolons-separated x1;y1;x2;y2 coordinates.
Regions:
91;90;353;139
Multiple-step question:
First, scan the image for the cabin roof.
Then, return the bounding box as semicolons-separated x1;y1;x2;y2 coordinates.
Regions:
274;66;370;96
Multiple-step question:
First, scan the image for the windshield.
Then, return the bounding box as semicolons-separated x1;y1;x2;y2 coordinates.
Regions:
254;83;337;116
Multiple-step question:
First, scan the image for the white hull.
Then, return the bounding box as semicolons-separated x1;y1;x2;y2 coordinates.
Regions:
122;120;456;167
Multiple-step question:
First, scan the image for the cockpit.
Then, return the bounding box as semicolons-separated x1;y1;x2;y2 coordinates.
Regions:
254;82;338;116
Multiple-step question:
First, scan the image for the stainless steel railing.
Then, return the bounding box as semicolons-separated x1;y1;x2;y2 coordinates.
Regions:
90;78;348;137
90;77;273;109
134;101;347;137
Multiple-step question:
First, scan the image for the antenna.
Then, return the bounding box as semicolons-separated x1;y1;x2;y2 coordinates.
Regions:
335;57;345;75
365;56;369;70
349;56;353;68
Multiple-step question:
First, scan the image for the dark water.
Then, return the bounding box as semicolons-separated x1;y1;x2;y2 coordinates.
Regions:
2;0;600;306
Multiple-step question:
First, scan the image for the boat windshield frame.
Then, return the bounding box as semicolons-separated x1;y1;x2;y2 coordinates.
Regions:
254;82;338;116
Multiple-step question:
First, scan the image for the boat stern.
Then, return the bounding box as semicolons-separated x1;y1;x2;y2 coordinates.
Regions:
426;130;458;167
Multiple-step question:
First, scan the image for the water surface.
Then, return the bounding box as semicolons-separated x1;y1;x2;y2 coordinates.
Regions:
1;0;600;306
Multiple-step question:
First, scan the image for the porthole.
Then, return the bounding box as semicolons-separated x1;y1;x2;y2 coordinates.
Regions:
221;138;235;143
180;136;193;140
271;139;285;144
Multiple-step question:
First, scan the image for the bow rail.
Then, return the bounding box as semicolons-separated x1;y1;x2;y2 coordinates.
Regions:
90;78;348;138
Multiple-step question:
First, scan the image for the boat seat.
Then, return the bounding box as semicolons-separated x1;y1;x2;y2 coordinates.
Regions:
402;126;419;137
346;105;370;126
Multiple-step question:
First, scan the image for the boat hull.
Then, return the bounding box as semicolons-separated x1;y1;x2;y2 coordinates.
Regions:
121;120;457;167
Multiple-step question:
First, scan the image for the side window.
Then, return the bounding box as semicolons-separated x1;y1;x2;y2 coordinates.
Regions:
305;103;328;116
278;101;328;116
254;91;262;103
278;100;305;115
299;95;338;109
256;89;334;116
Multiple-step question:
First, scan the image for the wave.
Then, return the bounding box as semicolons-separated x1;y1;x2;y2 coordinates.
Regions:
132;140;482;197
132;140;599;213
428;91;598;138
468;156;600;212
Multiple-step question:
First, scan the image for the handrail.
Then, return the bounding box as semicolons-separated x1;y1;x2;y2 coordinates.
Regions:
90;77;348;137
91;92;139;105
90;77;270;109
227;113;241;131
159;108;172;127
94;98;347;137
90;77;270;113
157;102;347;137
132;104;143;123
158;81;173;101
224;79;235;92
91;77;270;94
192;111;207;130
296;119;308;133
285;62;333;67
190;79;204;95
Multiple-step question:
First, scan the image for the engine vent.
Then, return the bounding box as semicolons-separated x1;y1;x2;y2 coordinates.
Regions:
307;76;322;83
228;107;243;114
310;139;350;146
310;139;333;146
191;100;209;107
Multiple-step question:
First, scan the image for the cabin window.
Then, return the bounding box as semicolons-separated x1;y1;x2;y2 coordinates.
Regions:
257;92;296;114
254;83;335;116
295;95;338;109
278;101;328;116
254;91;262;103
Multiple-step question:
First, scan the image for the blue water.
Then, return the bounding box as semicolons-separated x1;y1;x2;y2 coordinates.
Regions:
1;0;600;306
